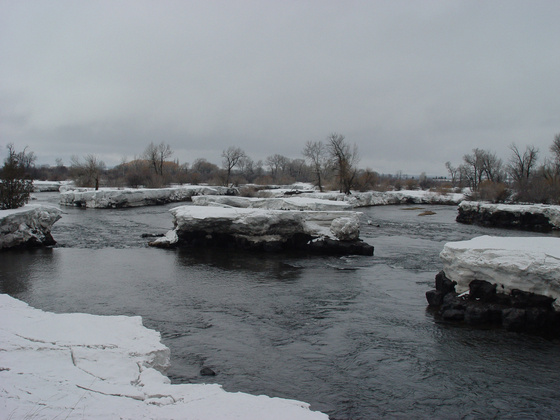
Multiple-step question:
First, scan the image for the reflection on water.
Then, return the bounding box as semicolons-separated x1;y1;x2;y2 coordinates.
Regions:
2;196;560;418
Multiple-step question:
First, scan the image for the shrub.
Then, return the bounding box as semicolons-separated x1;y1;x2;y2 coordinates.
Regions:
0;145;34;209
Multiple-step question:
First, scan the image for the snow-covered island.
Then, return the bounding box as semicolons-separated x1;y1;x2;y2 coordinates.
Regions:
427;236;560;334
0;205;61;249
0;294;327;419
59;186;235;208
457;201;560;232
150;205;373;256
192;195;353;211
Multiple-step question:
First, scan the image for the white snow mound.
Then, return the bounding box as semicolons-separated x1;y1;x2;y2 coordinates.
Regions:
440;236;560;308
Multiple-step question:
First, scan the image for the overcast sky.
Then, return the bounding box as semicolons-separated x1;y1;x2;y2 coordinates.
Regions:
1;1;559;175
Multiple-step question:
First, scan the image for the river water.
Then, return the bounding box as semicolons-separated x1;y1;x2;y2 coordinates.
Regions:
2;193;560;419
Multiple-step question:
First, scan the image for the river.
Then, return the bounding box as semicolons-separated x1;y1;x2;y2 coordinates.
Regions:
1;192;559;419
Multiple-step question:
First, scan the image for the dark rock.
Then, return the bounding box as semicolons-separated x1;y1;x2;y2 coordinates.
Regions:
469;280;497;302
426;290;445;307
441;293;466;311
441;309;465;321
200;367;216;376
464;304;492;325
435;271;456;294
502;308;527;332
511;289;556;309
457;206;554;232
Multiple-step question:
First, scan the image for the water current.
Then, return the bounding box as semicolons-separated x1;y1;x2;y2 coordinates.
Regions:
1;192;559;419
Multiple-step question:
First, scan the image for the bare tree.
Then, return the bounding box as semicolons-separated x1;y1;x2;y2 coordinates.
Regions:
480;150;504;182
551;133;560;173
70;154;106;190
303;140;328;192
445;161;459;187
222;146;246;186
327;133;359;194
144;142;173;176
265;154;290;181
459;148;487;191
507;143;539;186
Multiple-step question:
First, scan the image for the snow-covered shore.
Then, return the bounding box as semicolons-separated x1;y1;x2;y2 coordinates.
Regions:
150;205;373;255
0;205;61;249
59;186;235;208
440;236;560;309
457;201;560;231
0;294;327;419
257;189;464;207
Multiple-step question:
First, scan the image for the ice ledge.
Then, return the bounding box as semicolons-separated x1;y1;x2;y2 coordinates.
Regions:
150;205;373;255
0;294;327;419
0;204;62;250
59;186;235;208
440;235;560;309
457;201;560;231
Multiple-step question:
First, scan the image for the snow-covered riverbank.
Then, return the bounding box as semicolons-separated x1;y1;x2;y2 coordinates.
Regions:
457;201;560;231
258;189;464;207
0;205;61;249
0;294;327;419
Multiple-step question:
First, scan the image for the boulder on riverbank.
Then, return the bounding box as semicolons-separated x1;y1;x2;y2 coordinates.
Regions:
59;186;236;208
149;206;374;256
457;201;560;232
0;205;61;249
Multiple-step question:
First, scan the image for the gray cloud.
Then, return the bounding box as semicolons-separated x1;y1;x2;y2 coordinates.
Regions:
1;0;559;175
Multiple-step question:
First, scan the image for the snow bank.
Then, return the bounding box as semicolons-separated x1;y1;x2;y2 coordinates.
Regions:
0;205;61;249
59;186;235;208
192;195;353;211
457;201;560;231
257;189;464;207
32;180;63;192
151;205;373;255
440;236;560;309
0;294;327;419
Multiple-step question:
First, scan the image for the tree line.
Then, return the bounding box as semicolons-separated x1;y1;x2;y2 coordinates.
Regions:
445;134;560;203
12;133;379;194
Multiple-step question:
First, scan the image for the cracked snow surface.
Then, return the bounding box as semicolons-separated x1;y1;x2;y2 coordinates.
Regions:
0;294;327;419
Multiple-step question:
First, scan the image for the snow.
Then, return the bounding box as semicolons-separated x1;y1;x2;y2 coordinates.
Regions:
458;201;560;229
440;235;560;309
170;205;359;240
0;204;62;249
192;195;353;211
0;294;327;419
257;189;464;207
32;180;63;192
59;186;234;208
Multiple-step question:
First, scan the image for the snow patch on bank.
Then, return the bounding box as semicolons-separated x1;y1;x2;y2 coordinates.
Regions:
440;236;560;309
0;294;327;419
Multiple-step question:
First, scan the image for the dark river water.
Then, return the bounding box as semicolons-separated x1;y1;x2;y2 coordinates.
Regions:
2;192;560;419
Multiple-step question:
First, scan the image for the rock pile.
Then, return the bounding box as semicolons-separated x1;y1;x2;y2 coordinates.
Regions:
427;271;560;336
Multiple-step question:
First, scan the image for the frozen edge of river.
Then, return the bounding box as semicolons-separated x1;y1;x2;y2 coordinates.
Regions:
0;293;328;420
